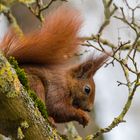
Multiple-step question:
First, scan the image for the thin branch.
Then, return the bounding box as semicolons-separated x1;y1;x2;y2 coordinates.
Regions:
81;36;140;52
87;71;140;140
21;0;67;22
2;10;23;35
98;0;118;34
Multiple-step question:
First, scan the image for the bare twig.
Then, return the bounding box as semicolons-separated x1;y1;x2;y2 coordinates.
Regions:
84;2;140;139
98;0;118;34
21;0;67;22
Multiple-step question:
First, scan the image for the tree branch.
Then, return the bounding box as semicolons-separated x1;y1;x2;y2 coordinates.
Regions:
0;51;61;140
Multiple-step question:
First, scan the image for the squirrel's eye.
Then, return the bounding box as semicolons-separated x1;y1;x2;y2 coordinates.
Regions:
83;85;91;95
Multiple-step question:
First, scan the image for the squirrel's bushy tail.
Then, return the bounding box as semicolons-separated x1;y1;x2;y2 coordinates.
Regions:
0;6;82;64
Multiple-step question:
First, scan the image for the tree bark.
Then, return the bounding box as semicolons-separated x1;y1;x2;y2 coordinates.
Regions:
0;51;61;140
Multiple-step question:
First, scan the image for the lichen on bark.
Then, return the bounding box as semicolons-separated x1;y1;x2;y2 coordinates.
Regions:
0;51;62;140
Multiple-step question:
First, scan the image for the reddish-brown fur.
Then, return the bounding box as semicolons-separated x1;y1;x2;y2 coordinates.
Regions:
0;6;108;127
1;7;82;64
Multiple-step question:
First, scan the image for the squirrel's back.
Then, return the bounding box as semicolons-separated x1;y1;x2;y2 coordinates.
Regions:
0;6;82;65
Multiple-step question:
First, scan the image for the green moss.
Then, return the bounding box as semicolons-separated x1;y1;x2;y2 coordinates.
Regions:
8;57;29;89
28;90;48;119
8;57;48;119
36;99;48;119
28;90;37;101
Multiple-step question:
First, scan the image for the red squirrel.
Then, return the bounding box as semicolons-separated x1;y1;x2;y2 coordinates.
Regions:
0;6;108;127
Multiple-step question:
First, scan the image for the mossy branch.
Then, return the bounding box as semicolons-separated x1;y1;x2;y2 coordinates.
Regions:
0;51;62;140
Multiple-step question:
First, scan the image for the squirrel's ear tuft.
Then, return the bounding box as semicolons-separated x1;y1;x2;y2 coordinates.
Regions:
91;53;109;75
70;53;109;79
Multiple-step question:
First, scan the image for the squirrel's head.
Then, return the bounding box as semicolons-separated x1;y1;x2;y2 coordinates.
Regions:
67;53;108;112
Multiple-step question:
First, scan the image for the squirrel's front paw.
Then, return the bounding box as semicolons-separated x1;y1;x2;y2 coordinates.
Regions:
78;110;90;127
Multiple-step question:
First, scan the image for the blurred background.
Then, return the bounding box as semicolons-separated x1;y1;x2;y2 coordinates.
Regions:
0;0;140;140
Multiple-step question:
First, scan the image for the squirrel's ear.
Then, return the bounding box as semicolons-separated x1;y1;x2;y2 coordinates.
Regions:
70;53;109;79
